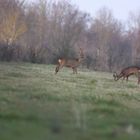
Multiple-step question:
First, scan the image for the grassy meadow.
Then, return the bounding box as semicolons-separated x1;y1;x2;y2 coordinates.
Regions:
0;62;140;140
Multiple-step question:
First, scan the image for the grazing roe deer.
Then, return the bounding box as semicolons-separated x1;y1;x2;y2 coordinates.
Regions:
55;48;84;74
113;66;140;84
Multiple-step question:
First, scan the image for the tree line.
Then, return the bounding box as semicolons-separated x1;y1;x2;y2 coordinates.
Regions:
0;0;140;72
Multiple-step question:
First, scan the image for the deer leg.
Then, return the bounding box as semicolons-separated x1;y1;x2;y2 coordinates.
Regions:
72;67;77;74
75;68;77;74
126;76;129;81
138;78;140;84
72;67;75;74
138;73;140;84
55;65;60;74
121;76;125;82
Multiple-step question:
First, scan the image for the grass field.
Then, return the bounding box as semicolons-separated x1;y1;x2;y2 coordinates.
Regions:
0;62;140;140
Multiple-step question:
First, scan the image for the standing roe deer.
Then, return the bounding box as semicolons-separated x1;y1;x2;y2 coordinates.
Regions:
55;48;84;74
113;66;140;84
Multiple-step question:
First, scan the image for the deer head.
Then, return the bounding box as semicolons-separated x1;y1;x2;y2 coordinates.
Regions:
113;72;119;81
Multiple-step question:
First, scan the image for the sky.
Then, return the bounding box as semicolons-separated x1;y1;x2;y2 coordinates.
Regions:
70;0;140;22
28;0;140;22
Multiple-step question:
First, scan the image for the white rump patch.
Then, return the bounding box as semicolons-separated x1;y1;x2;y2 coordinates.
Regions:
58;59;62;63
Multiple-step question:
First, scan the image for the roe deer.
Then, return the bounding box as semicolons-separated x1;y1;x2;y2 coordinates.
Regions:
55;48;84;74
113;66;140;84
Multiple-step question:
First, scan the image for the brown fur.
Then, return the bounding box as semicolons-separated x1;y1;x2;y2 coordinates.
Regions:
55;48;84;74
113;66;140;84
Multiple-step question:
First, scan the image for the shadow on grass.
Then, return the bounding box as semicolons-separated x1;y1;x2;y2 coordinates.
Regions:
88;98;124;115
0;113;39;122
5;72;29;78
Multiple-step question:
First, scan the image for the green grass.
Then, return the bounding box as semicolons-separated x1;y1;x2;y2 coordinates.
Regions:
0;62;140;140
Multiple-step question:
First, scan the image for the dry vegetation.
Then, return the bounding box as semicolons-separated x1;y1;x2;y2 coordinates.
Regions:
0;0;140;71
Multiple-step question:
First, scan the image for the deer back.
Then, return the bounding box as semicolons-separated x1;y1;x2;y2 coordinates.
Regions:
114;66;140;80
58;48;84;68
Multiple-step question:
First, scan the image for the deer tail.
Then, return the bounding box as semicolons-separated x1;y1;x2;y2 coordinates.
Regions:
58;59;62;64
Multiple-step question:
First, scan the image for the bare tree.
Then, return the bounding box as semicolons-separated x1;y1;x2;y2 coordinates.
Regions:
0;0;26;45
0;11;26;45
0;0;138;71
127;11;140;65
88;7;131;71
0;0;27;61
46;0;89;63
